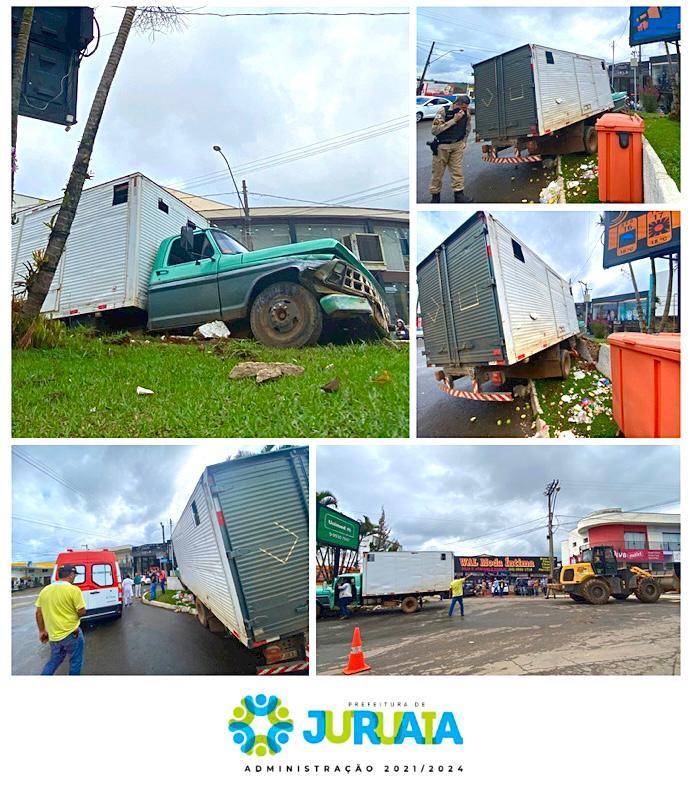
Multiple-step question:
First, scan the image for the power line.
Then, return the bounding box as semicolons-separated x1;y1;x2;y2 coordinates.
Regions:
12;514;114;541
125;8;409;18
12;448;89;500
173;116;407;191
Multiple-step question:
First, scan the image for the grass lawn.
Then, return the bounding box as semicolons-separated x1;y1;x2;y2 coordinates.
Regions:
12;332;409;438
561;154;599;203
144;588;193;607
534;366;618;438
639;113;681;188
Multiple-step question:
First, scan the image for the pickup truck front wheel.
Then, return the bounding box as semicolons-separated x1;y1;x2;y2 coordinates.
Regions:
250;281;323;347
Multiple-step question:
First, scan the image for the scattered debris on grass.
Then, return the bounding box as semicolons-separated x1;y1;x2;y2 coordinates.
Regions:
534;364;617;437
539;179;562;204
194;320;230;340
372;370;392;384
321;378;340;393
228;361;305;383
136;386;154;395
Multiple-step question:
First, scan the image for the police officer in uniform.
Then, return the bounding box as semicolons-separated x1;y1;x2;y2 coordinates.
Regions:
429;95;471;203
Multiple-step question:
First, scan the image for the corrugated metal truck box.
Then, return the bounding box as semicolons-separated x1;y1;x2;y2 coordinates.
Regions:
363;551;455;596
172;447;309;647
11;172;208;319
417;212;579;368
474;44;613;141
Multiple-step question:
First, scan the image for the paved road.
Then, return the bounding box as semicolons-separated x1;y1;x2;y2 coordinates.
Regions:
317;594;680;676
12;588;259;675
416;339;533;438
416;117;553;204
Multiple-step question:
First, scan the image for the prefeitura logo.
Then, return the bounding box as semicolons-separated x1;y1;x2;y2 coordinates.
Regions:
228;694;294;756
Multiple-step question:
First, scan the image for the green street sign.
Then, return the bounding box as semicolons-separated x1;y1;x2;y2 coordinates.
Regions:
317;504;360;550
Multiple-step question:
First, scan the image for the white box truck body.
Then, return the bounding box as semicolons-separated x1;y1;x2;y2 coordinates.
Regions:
11;172;208;319
172;447;309;674
418;211;579;401
362;550;455;602
474;44;614;159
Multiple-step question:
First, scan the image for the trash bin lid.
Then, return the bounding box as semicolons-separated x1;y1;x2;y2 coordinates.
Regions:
608;332;680;360
595;113;644;132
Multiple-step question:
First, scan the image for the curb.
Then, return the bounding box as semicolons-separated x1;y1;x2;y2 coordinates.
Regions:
141;593;196;615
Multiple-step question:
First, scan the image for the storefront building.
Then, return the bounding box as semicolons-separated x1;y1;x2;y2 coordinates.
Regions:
132;542;172;574
168;190;410;324
11;562;54;590
561;509;680;573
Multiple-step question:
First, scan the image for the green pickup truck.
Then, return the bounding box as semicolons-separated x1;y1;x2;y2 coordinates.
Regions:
316;573;362;617
147;225;391;347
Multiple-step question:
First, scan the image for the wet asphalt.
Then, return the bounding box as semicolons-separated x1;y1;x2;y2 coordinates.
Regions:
416;116;553;204
12;588;259;675
317;594;680;676
416;339;533;438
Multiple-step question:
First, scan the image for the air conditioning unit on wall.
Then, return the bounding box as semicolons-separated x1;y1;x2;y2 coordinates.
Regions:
342;233;386;268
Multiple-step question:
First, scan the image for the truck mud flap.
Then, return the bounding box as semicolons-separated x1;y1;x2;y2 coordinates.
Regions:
482;154;542;164
439;380;513;402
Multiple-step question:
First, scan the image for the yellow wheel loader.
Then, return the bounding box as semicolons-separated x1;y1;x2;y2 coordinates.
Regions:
559;546;661;605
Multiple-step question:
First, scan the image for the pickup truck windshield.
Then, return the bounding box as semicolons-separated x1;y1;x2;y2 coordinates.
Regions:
211;229;248;255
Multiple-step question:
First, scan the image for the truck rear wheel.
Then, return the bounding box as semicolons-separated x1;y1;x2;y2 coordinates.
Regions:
195;598;210;628
560;349;571;379
634;578;661;603
583;125;598;155
581;578;610;605
401;596;418;614
250;281;323;348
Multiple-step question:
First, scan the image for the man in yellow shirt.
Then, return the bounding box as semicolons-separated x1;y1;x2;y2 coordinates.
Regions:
448;575;467;618
35;565;87;675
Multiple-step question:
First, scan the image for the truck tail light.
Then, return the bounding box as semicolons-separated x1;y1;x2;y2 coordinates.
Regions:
264;643;294;665
492;348;502;357
491;372;504;386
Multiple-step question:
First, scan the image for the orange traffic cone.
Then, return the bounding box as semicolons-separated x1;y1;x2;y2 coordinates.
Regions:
343;626;371;675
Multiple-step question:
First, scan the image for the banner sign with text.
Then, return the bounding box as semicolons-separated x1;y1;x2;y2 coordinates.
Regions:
317;504;360;550
455;555;554;574
603;211;680;268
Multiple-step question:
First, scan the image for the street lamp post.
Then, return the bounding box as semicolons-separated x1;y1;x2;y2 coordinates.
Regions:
212;145;253;250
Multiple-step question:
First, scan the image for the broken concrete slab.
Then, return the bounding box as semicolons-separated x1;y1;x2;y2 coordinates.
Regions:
194;320;230;340
229;361;305;383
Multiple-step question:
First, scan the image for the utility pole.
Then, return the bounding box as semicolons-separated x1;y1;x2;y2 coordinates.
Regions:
544;479;560;580
241;179;253;251
611;40;615;90
579;280;591;333
417;41;435;95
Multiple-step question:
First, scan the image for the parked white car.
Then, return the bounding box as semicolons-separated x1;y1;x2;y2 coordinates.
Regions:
416;95;453;122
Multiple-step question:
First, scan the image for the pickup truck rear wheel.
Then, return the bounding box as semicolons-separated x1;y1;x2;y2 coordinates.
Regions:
250;281;322;347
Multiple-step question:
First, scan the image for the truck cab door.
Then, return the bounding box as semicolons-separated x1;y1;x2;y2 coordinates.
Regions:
148;231;221;330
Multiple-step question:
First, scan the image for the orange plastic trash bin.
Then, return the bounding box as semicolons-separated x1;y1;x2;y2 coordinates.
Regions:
608;332;680;438
596;113;644;203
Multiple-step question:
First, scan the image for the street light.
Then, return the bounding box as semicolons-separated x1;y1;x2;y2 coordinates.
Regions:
212;144;252;250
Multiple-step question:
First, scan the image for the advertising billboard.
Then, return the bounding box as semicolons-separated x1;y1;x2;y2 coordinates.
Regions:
630;6;681;46
603;211;680;268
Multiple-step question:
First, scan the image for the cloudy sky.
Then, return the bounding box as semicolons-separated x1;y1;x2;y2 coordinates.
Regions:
417;211;673;299
15;7;408;210
11;443;292;562
317;444;680;555
417;5;671;84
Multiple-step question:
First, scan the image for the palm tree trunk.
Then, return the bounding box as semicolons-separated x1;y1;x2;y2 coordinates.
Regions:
648;258;657;333
19;6;137;332
12;7;34;210
658;255;674;332
628;262;647;332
